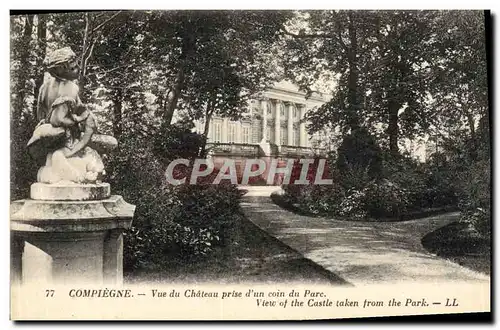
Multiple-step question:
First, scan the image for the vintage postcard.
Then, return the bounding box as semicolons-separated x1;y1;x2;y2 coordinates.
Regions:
9;9;491;321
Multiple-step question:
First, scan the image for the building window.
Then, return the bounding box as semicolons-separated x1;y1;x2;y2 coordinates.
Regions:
213;121;222;142
252;120;261;143
280;103;285;117
266;125;271;141
242;125;250;144
267;103;272;115
293;127;300;146
228;123;237;143
280;127;287;146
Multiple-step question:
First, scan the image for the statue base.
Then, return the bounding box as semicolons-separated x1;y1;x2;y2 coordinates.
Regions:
11;183;135;285
30;182;110;201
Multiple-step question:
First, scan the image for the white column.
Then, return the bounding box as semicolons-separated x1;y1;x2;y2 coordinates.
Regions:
274;100;281;145
287;102;293;146
236;121;242;143
299;105;307;147
260;98;268;142
222;118;228;143
205;119;212;142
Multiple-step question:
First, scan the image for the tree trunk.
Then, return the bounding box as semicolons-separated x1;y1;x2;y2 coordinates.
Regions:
164;68;185;125
388;102;399;157
33;14;47;118
13;15;34;126
11;15;35;199
199;104;213;158
79;12;96;92
80;12;90;77
163;34;196;126
112;89;123;140
347;12;360;132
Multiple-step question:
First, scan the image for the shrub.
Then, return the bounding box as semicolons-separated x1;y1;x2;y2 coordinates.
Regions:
458;158;491;237
336;180;409;220
282;158;343;215
363;179;409;219
424;162;460;208
337;189;368;220
120;168;243;270
296;184;345;215
336;128;383;189
383;157;428;210
122;178;242;270
123;221;221;270
281;184;301;204
171;183;243;243
110;122;243;271
152;124;205;162
459;208;490;238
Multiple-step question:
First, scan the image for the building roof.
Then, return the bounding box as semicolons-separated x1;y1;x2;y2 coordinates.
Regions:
264;80;331;107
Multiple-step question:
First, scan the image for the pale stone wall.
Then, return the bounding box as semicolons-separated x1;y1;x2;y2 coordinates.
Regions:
200;81;331;150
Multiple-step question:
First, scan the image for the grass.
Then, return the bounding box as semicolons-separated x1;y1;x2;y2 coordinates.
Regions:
124;212;350;285
421;221;491;275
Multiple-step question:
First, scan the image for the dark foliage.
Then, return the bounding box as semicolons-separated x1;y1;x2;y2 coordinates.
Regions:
336;128;383;189
105;120;244;271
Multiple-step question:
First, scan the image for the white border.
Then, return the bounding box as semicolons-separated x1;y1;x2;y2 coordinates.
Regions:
1;3;497;329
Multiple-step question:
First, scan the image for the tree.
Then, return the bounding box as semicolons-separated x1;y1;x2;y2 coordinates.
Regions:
10;15;38;199
363;11;441;157
429;11;488;160
33;14;47;116
144;11;290;155
282;11;368;134
178;11;290;156
282;10;487;159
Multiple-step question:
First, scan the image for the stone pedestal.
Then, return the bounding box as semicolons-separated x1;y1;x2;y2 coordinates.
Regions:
10;183;135;285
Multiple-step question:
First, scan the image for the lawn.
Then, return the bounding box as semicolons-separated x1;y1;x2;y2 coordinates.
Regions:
124;212;350;285
421;221;491;275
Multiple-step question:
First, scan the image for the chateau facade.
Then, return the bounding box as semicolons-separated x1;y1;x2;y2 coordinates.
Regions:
194;81;330;159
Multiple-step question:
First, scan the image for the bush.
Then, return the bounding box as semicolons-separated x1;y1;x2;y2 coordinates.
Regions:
382;155;461;211
336;180;409;220
337;189;367;220
124;221;221;270
152;124;205;162
283;176;411;220
424;159;460;208
120;167;242;270
110;123;243;271
170;183;243;243
122;179;242;270
363;179;409;219
279;129;487;221
282;158;343;215
383;157;428;210
336;128;383;189
294;184;345;215
459;208;490;238
458;158;490;237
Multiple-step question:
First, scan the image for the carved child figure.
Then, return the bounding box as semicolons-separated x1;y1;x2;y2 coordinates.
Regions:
28;47;106;184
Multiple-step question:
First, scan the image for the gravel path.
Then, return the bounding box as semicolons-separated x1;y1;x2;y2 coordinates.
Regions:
241;193;490;286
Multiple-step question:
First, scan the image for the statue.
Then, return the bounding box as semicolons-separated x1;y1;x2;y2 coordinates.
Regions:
27;47;117;184
11;48;135;287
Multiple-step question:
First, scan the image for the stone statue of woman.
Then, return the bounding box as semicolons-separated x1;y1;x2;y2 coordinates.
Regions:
27;47;117;184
